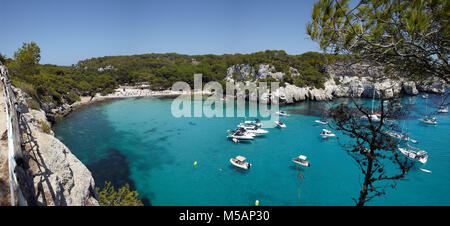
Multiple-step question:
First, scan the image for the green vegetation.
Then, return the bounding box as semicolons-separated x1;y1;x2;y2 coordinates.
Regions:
96;181;144;206
307;0;449;83
5;42;349;109
38;119;51;134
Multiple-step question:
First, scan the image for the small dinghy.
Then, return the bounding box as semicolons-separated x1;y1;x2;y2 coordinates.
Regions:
320;129;335;139
230;155;251;170
292;155;310;167
422;94;429;99
420;168;432;173
274;121;286;128
232;138;239;143
314;120;328;125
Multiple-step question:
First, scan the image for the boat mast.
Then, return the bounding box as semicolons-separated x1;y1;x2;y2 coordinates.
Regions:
371;87;376;113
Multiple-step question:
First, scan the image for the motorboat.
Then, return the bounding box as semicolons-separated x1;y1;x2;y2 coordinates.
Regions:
244;118;262;127
227;128;254;140
276;111;290;116
320;129;335;139
419;116;437;125
422;94;429;99
274;121;286;128
243;127;269;136
230;155;251;170
237;123;257;130
292;155;310;167
437;105;448;113
398;144;428;164
314;120;328;125
384;131;418;144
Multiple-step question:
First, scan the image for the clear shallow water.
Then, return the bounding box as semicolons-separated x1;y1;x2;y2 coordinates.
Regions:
54;94;450;206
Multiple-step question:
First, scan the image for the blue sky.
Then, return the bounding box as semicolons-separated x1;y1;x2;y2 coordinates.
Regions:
0;0;320;65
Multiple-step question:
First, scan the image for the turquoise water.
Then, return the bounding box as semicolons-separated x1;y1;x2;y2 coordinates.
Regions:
54;94;450;206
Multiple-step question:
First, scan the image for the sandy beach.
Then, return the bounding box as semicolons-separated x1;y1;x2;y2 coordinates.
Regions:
70;87;213;112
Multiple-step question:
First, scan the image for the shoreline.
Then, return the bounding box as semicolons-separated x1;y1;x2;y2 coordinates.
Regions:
53;87;213;120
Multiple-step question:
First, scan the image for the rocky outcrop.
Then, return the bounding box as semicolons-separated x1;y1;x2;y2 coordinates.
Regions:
225;64;300;82
21;108;98;206
0;62;98;206
225;62;445;104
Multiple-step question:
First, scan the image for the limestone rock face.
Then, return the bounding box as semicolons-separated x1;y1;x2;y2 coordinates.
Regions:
226;64;255;82
22;109;99;206
226;64;290;81
402;81;419;95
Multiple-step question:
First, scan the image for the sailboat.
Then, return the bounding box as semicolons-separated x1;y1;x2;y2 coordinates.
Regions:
437;94;448;113
398;144;429;164
419;98;437;125
361;87;381;122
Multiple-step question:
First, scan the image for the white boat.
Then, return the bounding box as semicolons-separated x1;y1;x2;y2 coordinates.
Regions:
230;155;251;170
384;131;418;144
361;89;382;122
361;113;381;122
243;127;269;136
419;116;437;125
320;129;335;139
227;129;255;140
422;94;429;99
274;121;286;128
276;111;290;116
292;155;310;167
437;105;448;113
244;118;262;127
237;123;257;130
419;98;437;125
398;144;428;164
437;94;448;113
314;120;328;125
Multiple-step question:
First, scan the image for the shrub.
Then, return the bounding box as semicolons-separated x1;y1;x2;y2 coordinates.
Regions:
38;119;51;134
26;99;40;110
96;181;144;206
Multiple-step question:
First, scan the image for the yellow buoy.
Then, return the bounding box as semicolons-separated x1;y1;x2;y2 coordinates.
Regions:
227;129;230;133
193;161;197;166
255;200;259;206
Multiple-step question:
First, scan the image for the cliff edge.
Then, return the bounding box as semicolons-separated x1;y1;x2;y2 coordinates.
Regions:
0;62;98;206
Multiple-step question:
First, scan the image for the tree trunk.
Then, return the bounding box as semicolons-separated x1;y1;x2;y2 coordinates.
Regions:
357;158;373;206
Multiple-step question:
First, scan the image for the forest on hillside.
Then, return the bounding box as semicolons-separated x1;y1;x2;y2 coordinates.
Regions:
1;43;352;108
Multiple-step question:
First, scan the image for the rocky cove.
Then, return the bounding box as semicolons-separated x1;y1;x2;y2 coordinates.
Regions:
0;61;447;206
